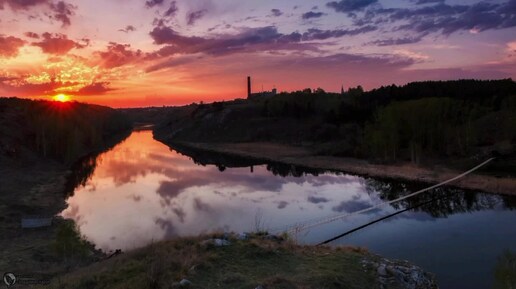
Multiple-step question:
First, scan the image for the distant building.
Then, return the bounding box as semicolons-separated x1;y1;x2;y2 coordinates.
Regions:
247;76;277;99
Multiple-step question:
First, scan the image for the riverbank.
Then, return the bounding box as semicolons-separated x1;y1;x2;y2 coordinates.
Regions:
0;129;131;275
165;141;516;196
49;233;438;289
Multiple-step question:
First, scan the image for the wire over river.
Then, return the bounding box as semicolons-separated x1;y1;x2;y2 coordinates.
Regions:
270;158;495;235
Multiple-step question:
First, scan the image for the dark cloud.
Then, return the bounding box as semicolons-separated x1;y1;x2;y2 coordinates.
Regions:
74;82;114;96
356;1;516;36
49;1;75;27
307;196;330;204
187;9;207;25
270;8;283;17
164;1;178;17
302;11;325;20
119;25;136;33
0;0;48;10
149;25;375;59
24;32;40;39
302;25;376;40
0;35;25;58
277;201;289;209
96;42;143;68
0;0;76;26
145;0;164;8
370;36;423;46
326;0;378;13
149;25;205;46
32;32;85;55
413;0;444;4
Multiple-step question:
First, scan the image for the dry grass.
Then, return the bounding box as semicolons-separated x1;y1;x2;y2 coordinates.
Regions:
48;233;379;289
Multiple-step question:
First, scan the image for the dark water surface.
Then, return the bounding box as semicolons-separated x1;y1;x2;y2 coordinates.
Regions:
61;130;516;289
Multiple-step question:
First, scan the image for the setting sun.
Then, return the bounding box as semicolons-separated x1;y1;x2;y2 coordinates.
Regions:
53;94;71;102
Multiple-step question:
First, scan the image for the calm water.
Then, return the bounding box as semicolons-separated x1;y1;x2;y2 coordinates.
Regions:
61;130;516;289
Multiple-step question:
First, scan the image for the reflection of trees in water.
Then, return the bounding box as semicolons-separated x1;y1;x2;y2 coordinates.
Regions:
170;143;329;178
64;154;99;197
169;144;262;168
64;132;131;197
265;162;322;177
493;250;516;289
364;178;512;218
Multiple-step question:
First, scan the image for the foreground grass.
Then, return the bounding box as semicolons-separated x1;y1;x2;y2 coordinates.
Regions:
50;234;379;289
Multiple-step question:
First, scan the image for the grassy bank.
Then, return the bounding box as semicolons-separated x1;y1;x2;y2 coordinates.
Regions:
49;233;437;289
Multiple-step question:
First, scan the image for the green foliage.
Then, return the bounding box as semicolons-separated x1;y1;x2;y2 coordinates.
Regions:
156;79;516;163
364;95;516;162
54;220;92;262
493;250;516;289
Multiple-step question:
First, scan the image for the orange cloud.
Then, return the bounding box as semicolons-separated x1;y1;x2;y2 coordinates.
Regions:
32;32;87;55
0;35;25;58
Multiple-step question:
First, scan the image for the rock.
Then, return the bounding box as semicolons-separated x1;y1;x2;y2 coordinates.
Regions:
237;232;248;240
377;264;388;276
201;238;231;247
179;279;192;287
363;257;438;289
255;286;264;289
213;238;231;246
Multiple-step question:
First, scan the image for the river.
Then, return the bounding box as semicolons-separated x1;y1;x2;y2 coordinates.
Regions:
61;130;516;289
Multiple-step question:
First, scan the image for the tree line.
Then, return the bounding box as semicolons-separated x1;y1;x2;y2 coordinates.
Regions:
255;79;516;163
0;98;132;163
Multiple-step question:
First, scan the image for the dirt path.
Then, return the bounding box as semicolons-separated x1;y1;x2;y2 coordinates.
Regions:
175;141;516;196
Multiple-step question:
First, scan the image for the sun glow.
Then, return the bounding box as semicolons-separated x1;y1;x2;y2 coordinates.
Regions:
53;94;71;102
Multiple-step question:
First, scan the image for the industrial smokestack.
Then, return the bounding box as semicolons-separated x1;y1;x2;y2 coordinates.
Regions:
247;76;251;98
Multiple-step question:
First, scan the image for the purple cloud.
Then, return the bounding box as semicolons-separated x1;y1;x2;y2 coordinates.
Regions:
145;0;164;8
49;1;76;27
119;25;136;33
187;9;207;25
96;42;143;68
327;0;378;12
0;0;48;10
149;25;376;58
32;32;86;54
370;36;423;46
164;1;178;17
355;1;516;36
270;8;283;17
302;11;325;20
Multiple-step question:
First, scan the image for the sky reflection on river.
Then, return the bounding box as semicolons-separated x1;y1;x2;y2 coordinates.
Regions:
62;130;386;251
61;130;516;289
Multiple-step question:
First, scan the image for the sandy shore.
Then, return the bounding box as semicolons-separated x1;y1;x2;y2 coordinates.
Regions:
173;141;516;196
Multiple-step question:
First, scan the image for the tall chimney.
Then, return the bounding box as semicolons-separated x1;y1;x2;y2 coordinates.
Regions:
247;76;251;98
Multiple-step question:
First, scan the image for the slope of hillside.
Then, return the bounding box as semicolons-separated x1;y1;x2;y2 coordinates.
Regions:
0;97;132;274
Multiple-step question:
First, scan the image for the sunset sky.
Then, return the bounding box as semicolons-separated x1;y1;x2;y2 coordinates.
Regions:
1;0;515;107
